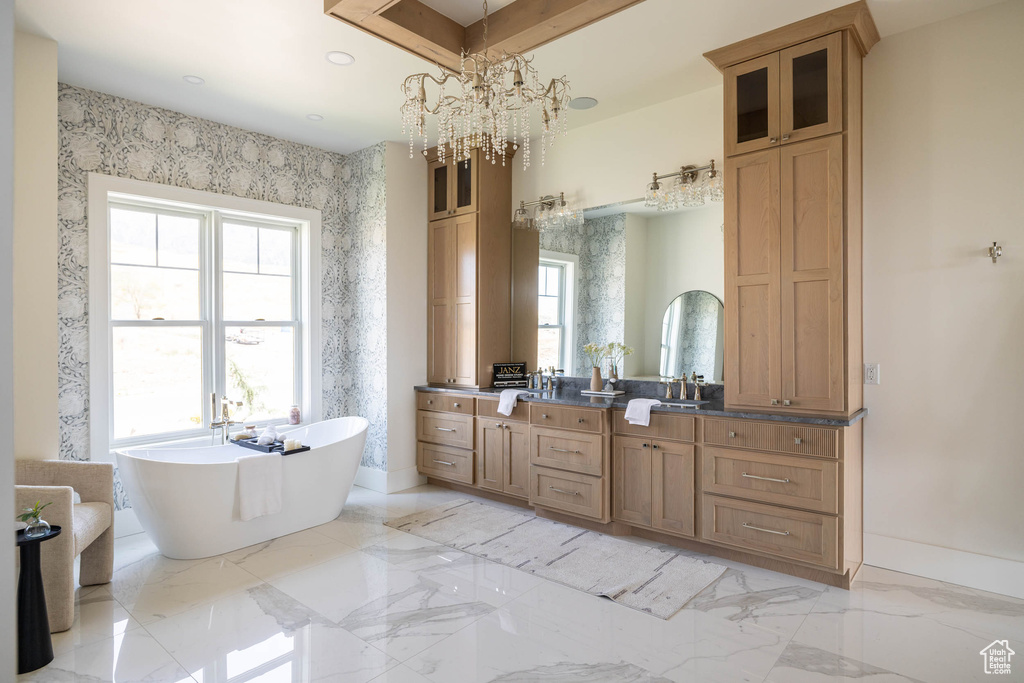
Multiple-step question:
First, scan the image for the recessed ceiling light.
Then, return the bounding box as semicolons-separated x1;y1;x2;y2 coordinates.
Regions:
306;114;324;121
569;97;598;110
326;51;355;66
182;75;205;85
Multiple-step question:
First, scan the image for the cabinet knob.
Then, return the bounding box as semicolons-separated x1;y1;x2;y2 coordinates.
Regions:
728;431;736;438
542;414;549;419
453;402;461;407
427;400;432;404
577;418;585;424
496;422;502;428
652;444;660;449
783;400;791;407
769;137;778;143
794;437;803;445
642;443;649;448
782;134;791;141
504;424;510;430
771;399;779;405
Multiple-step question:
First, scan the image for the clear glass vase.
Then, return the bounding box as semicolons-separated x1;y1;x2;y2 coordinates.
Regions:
23;516;51;539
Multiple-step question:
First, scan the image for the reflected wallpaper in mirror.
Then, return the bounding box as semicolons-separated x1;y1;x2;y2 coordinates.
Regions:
659;290;724;382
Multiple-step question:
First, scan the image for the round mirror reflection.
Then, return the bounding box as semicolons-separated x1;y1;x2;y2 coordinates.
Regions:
659;290;724;382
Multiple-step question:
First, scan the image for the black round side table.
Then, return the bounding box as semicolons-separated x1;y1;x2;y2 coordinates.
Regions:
16;525;61;674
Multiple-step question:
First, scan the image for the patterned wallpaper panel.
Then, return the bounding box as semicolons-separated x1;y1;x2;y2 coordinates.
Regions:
540;213;627;373
56;85;389;508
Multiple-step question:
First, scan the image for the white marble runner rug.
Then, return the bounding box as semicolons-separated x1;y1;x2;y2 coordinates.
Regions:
385;499;726;619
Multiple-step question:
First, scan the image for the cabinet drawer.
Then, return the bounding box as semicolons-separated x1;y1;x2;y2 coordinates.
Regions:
704;419;838;458
530;427;604;476
477;397;529;422
612;409;694;442
702;495;838;569
530;466;603;520
530;404;604;433
416;411;474;449
416;392;475;416
418;443;474;485
702;447;838;514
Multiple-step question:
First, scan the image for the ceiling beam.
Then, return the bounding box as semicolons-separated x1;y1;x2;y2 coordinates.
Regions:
463;0;647;56
324;0;649;71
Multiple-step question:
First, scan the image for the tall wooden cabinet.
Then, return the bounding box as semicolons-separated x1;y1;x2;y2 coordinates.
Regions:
425;145;514;388
709;2;878;416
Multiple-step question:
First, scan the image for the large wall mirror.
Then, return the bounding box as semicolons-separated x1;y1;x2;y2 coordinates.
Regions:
521;199;725;382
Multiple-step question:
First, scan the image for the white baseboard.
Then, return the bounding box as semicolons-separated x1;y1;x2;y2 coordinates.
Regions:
354;465;388;493
864;533;1024;599
114;508;144;538
386;465;427;493
354;464;427;494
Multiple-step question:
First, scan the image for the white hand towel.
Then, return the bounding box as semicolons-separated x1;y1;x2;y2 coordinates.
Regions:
257;425;278;446
237;453;283;521
624;398;662;427
498;389;531;416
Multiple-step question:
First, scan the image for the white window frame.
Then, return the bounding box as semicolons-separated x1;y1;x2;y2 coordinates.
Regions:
539;250;577;376
88;174;322;462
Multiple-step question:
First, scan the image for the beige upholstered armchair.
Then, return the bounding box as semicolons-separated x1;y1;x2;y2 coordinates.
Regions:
15;460;115;632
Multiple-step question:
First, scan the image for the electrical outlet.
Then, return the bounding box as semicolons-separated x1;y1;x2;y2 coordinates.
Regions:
864;363;880;385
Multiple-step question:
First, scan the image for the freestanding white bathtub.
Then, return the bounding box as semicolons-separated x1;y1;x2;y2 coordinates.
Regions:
116;417;369;560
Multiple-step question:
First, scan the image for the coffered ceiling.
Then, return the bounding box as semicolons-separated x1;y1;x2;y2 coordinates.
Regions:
15;0;1008;155
323;0;647;71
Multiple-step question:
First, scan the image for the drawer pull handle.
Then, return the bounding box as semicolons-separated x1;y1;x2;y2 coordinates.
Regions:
454;402;461;407
432;459;455;467
794;437;802;445
741;472;791;484
435;427;457;432
728;431;737;438
743;522;790;536
548;486;580;496
549;447;581;454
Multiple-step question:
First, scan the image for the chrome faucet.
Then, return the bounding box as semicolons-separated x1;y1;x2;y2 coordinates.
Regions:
209;393;243;445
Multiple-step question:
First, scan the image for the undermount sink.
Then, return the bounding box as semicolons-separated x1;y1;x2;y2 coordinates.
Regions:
658;399;709;407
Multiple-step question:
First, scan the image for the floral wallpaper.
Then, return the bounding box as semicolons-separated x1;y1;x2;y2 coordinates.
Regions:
57;85;389;508
540;213;627;373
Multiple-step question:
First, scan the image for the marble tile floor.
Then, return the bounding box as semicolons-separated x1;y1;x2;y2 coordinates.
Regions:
19;484;1024;682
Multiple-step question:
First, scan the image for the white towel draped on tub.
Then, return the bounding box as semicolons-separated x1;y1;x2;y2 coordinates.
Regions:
624;398;662;427
237;453;283;521
498;389;530;416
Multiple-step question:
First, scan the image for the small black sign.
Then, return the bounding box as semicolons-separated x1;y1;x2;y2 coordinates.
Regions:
493;362;528;387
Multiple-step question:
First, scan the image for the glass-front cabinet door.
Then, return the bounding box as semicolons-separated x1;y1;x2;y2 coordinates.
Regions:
428;159;451;221
452;152;478;216
724;53;780;157
780;32;843;145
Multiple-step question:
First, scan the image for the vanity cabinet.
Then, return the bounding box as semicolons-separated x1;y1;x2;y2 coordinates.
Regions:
611;411;695;538
425;141;514;388
715;15;871;416
476;417;529;499
723;32;843;157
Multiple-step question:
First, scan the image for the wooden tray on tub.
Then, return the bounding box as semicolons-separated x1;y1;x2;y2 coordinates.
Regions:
233;438;311;456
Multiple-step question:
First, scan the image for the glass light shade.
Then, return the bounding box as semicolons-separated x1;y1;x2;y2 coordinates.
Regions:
680;174;705;208
645;181;661;208
703;170;725;202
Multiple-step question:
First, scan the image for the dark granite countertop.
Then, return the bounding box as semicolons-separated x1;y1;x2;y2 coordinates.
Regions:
414;384;866;427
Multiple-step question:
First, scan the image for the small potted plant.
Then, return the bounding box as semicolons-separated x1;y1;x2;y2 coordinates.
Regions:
605;342;634;380
583;342;609;391
18;500;53;539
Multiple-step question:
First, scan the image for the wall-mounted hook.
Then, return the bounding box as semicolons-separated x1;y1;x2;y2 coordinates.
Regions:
989;242;1003;264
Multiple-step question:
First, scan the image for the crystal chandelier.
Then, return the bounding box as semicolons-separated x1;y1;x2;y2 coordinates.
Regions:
401;0;571;170
512;193;583;231
645;160;724;211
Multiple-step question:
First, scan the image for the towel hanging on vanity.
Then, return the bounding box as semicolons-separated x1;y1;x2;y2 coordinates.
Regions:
624;398;662;427
498;389;531;416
